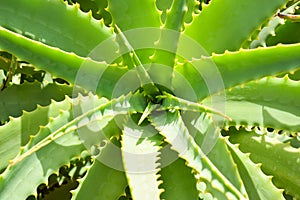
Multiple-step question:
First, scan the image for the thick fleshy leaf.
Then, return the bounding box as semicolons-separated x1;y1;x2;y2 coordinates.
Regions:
0;95;72;171
0;25;132;98
108;0;161;65
228;129;300;199
72;142;127;200
267;20;300;46
0;110;86;200
0;81;84;122
250;1;300;48
122;119;162;200
0;92;144;199
182;112;246;195
158;92;230;119
0;0;299;199
108;0;161;30
203;76;300;132
184;0;288;54
227;133;287;200
151;111;245;199
173;43;300;101
158;146;199;199
151;0;187;69
114;26;160;97
0;0;114;57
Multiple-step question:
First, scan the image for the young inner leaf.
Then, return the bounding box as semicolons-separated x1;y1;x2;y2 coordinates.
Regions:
114;25;160;100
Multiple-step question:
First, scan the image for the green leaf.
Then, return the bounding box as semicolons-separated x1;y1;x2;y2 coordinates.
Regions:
72;143;127;200
0;52;11;71
158;92;231;120
0;0;114;57
226;76;300;116
0;92;142;199
151;0;187;68
0;110;85;199
204;76;300;132
229;129;300;199
108;0;161;30
114;25;160;97
151;111;245;199
0;81;84;122
0;25;130;98
227;141;284;200
158;146;199;199
184;0;288;54
267;20;300;46
121;119;162;200
138;103;158;125
211;43;300;89
0;26;102;84
173;43;300;101
107;0;161;66
0;95;73;171
183;0;199;25
182;112;246;196
288;68;300;81
250;1;300;48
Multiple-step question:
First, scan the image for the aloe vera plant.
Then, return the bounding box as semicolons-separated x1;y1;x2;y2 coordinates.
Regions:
0;0;300;199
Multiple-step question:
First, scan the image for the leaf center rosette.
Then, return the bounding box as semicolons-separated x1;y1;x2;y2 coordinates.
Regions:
73;27;226;173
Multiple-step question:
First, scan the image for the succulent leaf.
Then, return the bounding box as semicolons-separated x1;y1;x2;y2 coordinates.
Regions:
228;128;300;199
184;0;288;54
0;0;299;199
0;81;83;122
174;43;300;101
227;139;285;200
0;109;86;199
203;76;300;132
0;95;73;171
158;146;199;199
122;119;162;200
0;92;145;199
267;20;300;45
182;112;247;196
0;0;114;57
72;143;127;200
151;111;245;199
250;0;300;48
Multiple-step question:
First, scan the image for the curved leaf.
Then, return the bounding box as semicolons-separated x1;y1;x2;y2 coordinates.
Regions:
250;1;300;48
107;0;161;65
0;26;130;98
151;0;187;68
182;112;246;196
204;76;300;132
158;146;199;199
107;0;161;30
121;120;162;200
0;92;143;199
173;43;300;101
0;0;114;57
151;111;245;199
0;110;85;199
72;143;127;200
228;129;300;199
0;95;72;171
267;21;300;46
184;0;288;54
0;81;84;122
226;139;285;200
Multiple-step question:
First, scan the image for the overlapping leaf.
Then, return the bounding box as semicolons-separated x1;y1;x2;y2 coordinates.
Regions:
228;128;300;199
0;92;146;199
203;76;300;132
